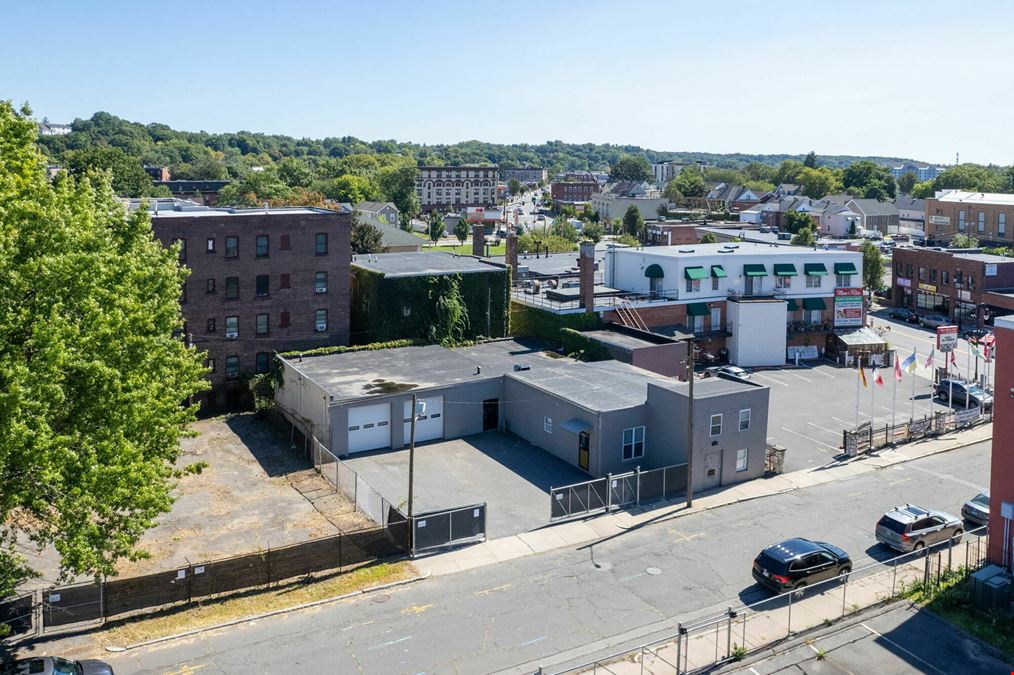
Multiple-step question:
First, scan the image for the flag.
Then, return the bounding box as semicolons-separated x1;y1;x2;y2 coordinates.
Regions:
950;351;957;366
901;349;917;374
858;364;868;388
873;367;884;387
971;342;987;361
985;344;992;361
924;347;935;369
894;356;903;381
982;333;996;347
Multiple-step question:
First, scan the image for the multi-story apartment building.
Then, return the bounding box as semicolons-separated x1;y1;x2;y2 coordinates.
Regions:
501;167;547;185
925;191;1014;247
144;200;351;410
550;180;599;206
651;161;687;186
415;165;498;212
889;162;945;182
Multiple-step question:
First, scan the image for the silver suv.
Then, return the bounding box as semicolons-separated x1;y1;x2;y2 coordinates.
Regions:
875;505;963;553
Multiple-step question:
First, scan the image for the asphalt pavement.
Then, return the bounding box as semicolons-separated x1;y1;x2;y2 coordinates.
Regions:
72;440;990;675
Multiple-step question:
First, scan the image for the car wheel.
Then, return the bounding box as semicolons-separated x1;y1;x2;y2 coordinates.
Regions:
791;582;808;598
913;541;926;554
838;566;852;583
952;528;963;544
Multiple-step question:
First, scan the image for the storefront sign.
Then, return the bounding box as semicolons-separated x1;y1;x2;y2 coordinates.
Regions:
954;406;981;425
929;215;950;225
918;283;937;293
937;325;959;352
833;287;864;327
896;277;911;288
985;263;998;277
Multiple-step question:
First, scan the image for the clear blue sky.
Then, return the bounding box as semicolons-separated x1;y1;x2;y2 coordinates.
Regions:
4;0;1014;164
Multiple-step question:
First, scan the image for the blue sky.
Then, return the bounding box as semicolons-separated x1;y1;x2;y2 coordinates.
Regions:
4;0;1014;164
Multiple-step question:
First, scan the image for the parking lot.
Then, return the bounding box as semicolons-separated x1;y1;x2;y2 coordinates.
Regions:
343;431;589;539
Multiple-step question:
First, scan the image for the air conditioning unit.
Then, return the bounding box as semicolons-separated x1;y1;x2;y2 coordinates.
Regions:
315;322;327;332
225;331;238;339
315;287;327;293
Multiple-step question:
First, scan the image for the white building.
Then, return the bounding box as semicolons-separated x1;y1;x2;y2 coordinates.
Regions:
416;166;498;211
652;161;687;186
501;167;547;185
890;163;945;182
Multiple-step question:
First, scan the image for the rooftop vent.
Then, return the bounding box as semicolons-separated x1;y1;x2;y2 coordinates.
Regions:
678;248;695;253
513;363;532;372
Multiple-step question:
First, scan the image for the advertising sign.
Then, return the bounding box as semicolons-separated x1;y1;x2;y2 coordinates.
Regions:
896;277;911;288
954;406;981;425
918;283;937;293
936;325;959;352
985;263;998;277
833;287;864;327
929;215;950;225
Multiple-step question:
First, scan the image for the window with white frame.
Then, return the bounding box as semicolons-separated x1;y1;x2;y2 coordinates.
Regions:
958;210;966;231
1000;213;1007;237
807;309;822;325
978;211;985;233
736;448;748;472
739;408;751;431
710;413;723;437
622;426;645;460
544;416;552;433
835;273;853;287
711;276;720;291
775;275;792;289
692;314;705;333
685;278;700;293
806;275;821;288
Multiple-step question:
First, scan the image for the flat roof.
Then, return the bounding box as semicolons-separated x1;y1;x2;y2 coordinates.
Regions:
284;340;556;402
627;241;860;258
352;251;507;278
582;330;667;351
954;253;1014;264
137;200;339;218
935;191;1014;206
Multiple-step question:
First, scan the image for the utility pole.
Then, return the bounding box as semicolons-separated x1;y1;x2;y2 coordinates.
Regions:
408;393;418;552
686;340;695;508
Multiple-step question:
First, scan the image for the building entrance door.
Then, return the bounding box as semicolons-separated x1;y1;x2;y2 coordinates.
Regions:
704;451;722;489
578;431;590;471
482;398;499;432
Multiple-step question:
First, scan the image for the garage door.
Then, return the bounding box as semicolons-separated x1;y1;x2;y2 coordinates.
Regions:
403;396;444;444
347;403;391;454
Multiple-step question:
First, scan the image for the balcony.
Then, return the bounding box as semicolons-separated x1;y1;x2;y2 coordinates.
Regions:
787;321;831;335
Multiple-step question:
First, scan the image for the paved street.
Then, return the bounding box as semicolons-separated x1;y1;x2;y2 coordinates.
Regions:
77;440;990;675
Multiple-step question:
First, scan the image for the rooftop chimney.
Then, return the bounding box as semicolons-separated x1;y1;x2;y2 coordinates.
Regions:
472;224;486;257
579;241;596;313
506;232;519;278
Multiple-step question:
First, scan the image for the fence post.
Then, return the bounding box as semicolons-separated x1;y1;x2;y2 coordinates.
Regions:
947;536;953;573
98;576;105;626
635;466;641;505
787;588;793;636
726;607;734;661
676;623;685;675
606;473;613;510
892;562;898;597
923;554;930;585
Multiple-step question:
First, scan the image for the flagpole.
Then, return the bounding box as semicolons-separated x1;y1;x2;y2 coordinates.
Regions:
855;353;861;429
892;363;897;430
965;341;971;409
910;352;916;421
870;364;876;426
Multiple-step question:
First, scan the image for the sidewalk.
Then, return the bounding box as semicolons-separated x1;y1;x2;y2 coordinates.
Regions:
423;424;992;576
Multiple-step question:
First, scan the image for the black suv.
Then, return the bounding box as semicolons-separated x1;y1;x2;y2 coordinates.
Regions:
752;538;851;594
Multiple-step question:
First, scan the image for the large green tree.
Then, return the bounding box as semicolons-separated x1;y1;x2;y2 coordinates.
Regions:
861;240;885;291
63;146;154;197
841;160;896;200
0;103;207;597
609;154;653;183
791;226;816;246
622;204;645;237
672;169;708;198
932;164;1005;193
784;210;815;234
803;151;819;168
350;216;384;254
376;163;420;218
797;166;841;199
896;172;917;195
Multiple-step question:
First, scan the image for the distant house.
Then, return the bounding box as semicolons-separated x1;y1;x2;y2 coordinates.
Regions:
894;195;926;232
355;201;400;227
846;199;899;235
738;196;819;229
153;180;231;205
706;183;766;211
772;184;803;197
376;222;424;253
815;203;862;237
38;122;72;136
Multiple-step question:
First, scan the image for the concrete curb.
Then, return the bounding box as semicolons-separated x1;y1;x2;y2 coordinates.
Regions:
104;569;431;652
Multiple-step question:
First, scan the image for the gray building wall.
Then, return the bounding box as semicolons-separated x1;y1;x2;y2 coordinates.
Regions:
276;359;332;444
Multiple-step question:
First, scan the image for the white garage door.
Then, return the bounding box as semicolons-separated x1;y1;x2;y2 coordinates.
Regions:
347;403;391;454
403;396;444;444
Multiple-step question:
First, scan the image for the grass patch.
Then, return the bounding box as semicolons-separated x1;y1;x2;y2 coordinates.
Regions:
100;561;416;646
425;243;507;256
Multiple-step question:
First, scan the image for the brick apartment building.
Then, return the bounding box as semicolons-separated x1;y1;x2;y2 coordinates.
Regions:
501;167;547;185
987;315;1014;571
925;191;1014;247
890;247;1014;329
415;166;498;212
550;180;599;206
145;200;351;410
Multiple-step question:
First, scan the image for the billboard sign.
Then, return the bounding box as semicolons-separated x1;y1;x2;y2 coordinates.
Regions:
936;325;958;352
928;215;950;226
833;287;864;327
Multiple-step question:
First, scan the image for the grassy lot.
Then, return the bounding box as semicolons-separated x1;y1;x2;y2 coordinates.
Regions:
903;567;1014;661
425;243;507;255
100;561;416;646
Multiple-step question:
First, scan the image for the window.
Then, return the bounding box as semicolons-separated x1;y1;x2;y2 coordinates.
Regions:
622;426;645;460
930;269;937;282
256;234;269;258
736;448;748;472
255;274;270;297
206;237;216;253
835;273;853;287
807;309;822;325
205;357;216;373
958;210;966;231
206;318;216;333
977;211;985;234
1000;213;1007;237
942;271;949;286
174;238;186;262
225;355;239;379
280;311;290;328
775;275;791;289
315;271;328;293
710;413;723;437
692;314;704;333
280;234;291;250
685;278;700;293
805;275;821;288
544;416;552;433
739;408;751;431
225;236;238;258
225;316;238;337
280;273;291;289
225;276;239;300
256;313;269;335
315;232;328;255
315;309;327;332
206;278;215;294
711;276;720;291
256;352;270;374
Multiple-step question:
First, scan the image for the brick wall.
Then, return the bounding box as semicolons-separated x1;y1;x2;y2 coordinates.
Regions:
891;247;1014;318
926;198;1014;245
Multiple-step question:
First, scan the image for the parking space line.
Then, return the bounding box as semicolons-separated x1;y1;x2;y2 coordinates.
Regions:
807;421;841;437
752;372;791;387
806;367;835;379
779;426;839;451
860;623;948;675
778;369;813;383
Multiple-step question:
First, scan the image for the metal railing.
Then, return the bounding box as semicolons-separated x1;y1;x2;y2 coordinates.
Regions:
550;464;688;522
843;408;990;457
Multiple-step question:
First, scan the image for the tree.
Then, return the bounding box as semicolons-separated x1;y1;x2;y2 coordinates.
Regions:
376;164;420;218
773;160;805;185
615;233;640;247
797;166;841;199
276;157;313;188
791;226;816;246
351;216;384;254
657;203;669;219
428;211;446;245
662;179;684;205
551;219;579;242
911;179;935;199
803;151;819;168
784;210;815;234
63;146;154;197
699;231;717;244
453;217;470;249
897;172;917;195
932;164;1005;193
949;233;979;249
582;222;604;243
861;240;885;292
316;174;379;204
216;167;293;206
399;210;415;232
507;178;523;196
622;204;644;238
841;160;896;200
609;154;653;183
672;169;707;198
0;103;207;597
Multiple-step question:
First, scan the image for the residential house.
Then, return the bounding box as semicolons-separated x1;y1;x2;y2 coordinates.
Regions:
772;184;803;197
38;122;72;136
815;202;862;238
706;184;766;211
355;201;400;227
847;199;899;236
893;195;926;234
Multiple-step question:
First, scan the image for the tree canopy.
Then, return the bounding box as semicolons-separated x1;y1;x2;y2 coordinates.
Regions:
861;240;885;291
608;154;653;183
0;103;207;597
622;204;645;237
841;160;896;200
350;216;384;254
671;169;707;198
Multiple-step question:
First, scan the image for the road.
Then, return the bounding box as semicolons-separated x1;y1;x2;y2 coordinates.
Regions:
97;440;991;675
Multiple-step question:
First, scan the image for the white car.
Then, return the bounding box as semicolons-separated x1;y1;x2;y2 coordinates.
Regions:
704;365;751;380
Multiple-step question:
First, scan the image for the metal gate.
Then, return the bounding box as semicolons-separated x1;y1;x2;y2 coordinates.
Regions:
550;464;688;521
550;476;610;521
412;503;487;555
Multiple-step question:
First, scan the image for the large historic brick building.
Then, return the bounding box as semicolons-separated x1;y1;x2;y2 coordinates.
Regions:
925;191;1014;247
145;200;351;410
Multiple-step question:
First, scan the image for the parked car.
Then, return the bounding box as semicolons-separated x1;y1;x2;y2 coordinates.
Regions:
934;379;993;409
875;505;963;553
704;365;751;380
961;492;990;526
963;328;992;342
2;657;115;675
889;307;918;323
918;314;952;328
752;538;851;594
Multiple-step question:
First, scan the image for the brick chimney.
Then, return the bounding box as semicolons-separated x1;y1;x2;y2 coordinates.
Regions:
472;224;485;257
506;233;519;276
578;241;596;312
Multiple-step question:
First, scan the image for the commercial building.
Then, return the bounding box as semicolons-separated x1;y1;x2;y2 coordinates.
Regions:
415;165;498;211
145;200;351;409
551;180;599;206
591;181;667;222
893;195;926;232
925;191;1014;247
890;247;1014;328
275;343;769;491
987;315;1014;571
644;221;701;246
501;167;547;185
652;161;687;186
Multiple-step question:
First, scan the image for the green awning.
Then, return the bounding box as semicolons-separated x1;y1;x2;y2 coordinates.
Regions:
785;299;800;311
834;262;858;275
687;302;709;316
711;265;727;278
644;263;664;279
803;297;827;310
743;264;767;277
804;263;829;276
773;263;798;276
684;266;708;280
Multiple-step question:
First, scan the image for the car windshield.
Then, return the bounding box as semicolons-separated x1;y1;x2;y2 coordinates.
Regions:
877;515;907;534
50;658;81;675
968;386;986;396
971;493;990;507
